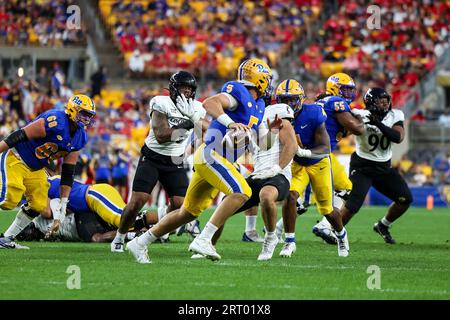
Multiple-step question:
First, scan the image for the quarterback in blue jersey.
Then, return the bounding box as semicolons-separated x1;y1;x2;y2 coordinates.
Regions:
274;79;349;257
311;73;366;244
126;58;281;263
0;94;95;249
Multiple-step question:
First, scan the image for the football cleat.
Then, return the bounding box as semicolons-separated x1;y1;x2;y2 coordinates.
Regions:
263;226;284;244
126;238;151;264
110;240;124;253
242;230;264;243
188;237;221;261
279;241;296;258
257;235;279;261
335;229;349;257
296;202;309;215
191;253;206;259
373;221;396;244
312;219;338;245
0;236;29;250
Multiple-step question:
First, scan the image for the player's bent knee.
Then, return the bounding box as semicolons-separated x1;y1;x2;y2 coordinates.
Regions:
397;193;413;206
287;191;299;205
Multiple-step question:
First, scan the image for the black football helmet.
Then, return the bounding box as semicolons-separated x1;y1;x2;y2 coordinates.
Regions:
364;87;392;118
169;71;197;103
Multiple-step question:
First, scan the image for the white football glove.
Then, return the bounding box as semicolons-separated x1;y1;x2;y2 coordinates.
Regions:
351;108;371;124
46;197;69;239
296;147;312;158
176;94;205;123
50;197;69;221
251;164;282;180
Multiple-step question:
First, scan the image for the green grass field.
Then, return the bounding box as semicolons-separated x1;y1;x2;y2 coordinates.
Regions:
0;206;449;300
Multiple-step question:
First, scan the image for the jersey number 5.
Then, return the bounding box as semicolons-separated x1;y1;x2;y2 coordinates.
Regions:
248;116;258;129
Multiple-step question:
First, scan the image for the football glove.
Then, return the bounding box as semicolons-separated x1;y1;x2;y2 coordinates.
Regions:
176;94;206;123
296;147;312;158
251;164;281;180
351;109;371;124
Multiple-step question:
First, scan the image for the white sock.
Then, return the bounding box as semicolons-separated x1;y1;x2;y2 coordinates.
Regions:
245;215;257;233
266;231;276;239
335;227;346;238
137;230;157;246
285;232;295;241
381;217;392;227
113;232;126;243
199;222;218;241
4;209;33;238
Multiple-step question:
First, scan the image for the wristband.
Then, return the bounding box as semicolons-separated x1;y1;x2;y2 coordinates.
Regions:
217;114;234;128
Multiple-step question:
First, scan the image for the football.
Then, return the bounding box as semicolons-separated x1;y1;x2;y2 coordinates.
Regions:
222;129;253;150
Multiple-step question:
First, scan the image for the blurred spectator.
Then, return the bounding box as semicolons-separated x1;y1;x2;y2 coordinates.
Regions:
128;49;145;78
36;67;50;94
6;83;24;119
90;66;107;98
92;145;112;184
438;110;450;128
411;110;427;122
111;147;131;201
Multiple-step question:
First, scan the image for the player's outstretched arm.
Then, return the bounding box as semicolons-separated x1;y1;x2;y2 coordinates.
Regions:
46;151;79;238
203;94;248;132
0;118;46;153
335;111;365;136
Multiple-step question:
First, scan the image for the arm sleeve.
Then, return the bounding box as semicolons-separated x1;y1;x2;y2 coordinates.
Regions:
221;81;245;111
220;93;239;111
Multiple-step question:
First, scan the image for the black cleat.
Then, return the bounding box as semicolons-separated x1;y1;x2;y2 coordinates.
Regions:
373;221;396;244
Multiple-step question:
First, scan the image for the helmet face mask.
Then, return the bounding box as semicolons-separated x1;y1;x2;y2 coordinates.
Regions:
76;109;96;128
364;87;392;118
326;73;356;103
66;95;96;129
275;79;306;112
169;71;197;102
339;85;356;103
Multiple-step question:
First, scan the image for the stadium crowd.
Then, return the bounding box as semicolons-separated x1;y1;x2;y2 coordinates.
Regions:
285;0;450;109
99;0;322;78
0;0;86;47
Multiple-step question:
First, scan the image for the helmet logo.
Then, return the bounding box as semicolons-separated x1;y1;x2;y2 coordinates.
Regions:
255;64;269;74
330;76;340;82
72;96;82;106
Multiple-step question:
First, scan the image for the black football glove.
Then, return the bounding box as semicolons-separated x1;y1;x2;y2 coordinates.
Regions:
368;113;382;127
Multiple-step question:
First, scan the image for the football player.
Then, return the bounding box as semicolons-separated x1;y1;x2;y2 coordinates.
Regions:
338;88;412;244
110;71;207;252
126;58;281;263
276;79;350;257
311;73;366;244
197;102;298;261
0;95;95;249
15;176;166;243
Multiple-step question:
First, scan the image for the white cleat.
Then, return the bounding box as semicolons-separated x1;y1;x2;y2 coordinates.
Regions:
279;241;296;258
0;237;29;250
257;235;279;261
126;238;151;264
110;241;124;253
191;253;206;259
242;230;264;243
336;229;349;257
188;237;221;261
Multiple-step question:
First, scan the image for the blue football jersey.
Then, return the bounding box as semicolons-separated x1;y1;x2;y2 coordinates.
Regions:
204;81;265;162
316;95;351;152
15;110;88;170
48;176;91;213
292;103;327;166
